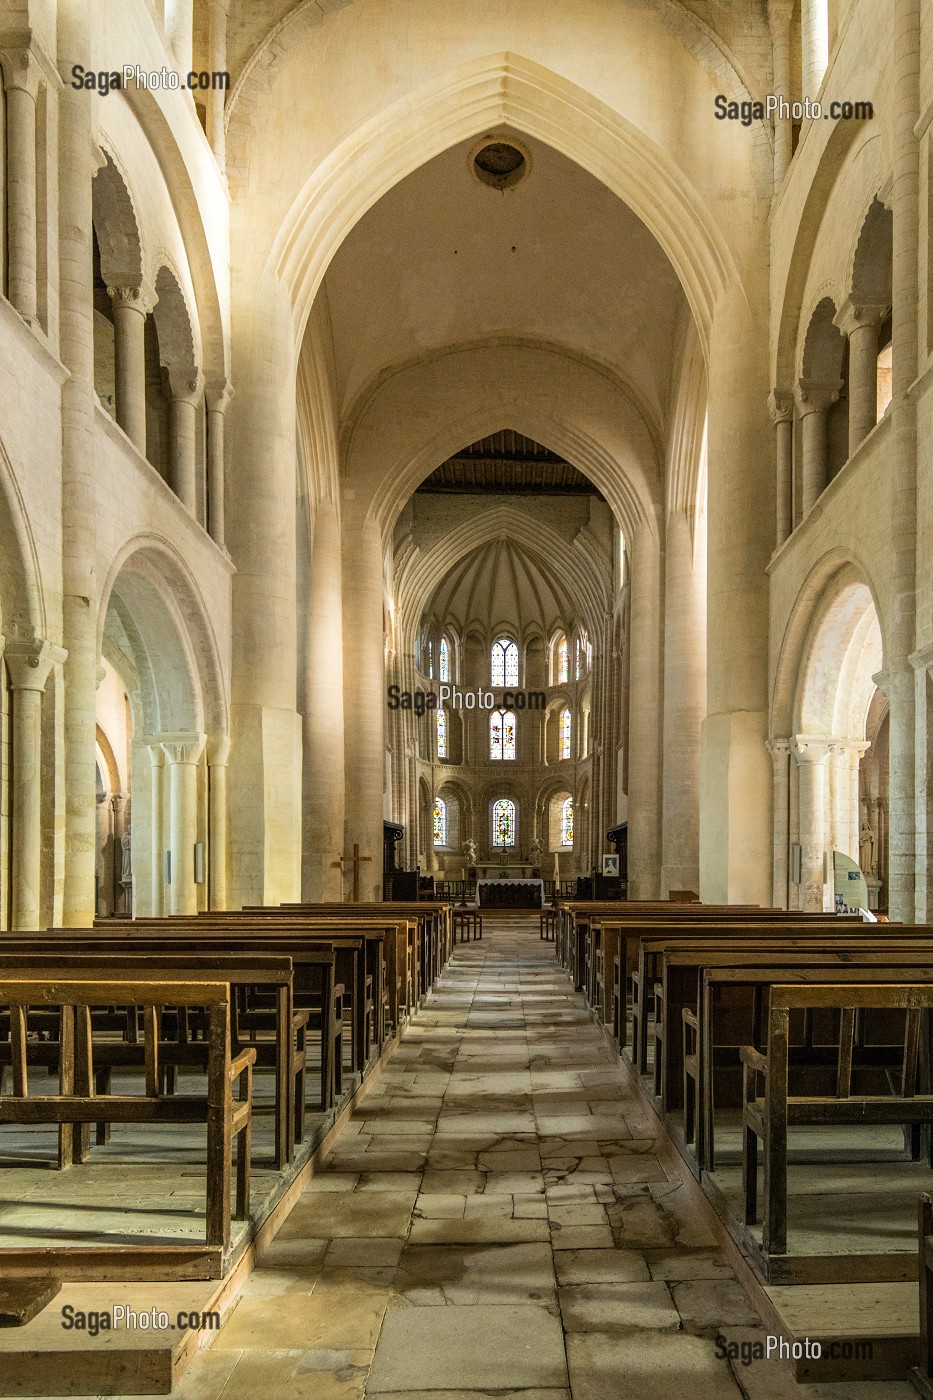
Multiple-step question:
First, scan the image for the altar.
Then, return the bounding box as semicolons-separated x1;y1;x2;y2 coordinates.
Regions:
476;878;545;909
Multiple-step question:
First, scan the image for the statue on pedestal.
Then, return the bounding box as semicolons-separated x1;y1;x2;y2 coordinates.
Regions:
463;837;477;866
859;801;877;877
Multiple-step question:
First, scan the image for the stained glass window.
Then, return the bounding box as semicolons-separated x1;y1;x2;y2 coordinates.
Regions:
433;797;447;847
491;638;519;687
559;707;572;760
439;636;450;682
557;636;569;683
575;639;582;679
424;639;433;679
561;797;573;846
436;707;448;759
490;708;516;760
492;798;516;848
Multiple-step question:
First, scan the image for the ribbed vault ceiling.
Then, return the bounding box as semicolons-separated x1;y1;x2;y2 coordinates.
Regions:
424;535;580;640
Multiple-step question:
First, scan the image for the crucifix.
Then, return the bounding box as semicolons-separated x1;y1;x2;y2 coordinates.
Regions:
336;843;371;902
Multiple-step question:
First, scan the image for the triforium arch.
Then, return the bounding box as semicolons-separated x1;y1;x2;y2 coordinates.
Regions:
770;553;886;914
96;539;229;920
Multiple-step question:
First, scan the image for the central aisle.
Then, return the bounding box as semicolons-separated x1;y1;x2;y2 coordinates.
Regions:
174;920;910;1400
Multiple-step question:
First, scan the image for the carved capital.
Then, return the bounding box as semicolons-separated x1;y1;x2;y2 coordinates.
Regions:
791;735;832;764
0;46;42;99
794;379;842;416
205;378;233;415
766;737;792;758
767;0;795;36
4;637;67;692
159;730;207;766
167;368;204;405
107;281;157;317
768;390;794;426
833;296;888;338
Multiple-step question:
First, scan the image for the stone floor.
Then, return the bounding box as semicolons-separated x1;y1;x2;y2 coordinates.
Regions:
163;919;915;1400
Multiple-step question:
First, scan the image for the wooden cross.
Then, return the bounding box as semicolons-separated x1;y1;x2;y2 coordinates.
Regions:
336;843;371;902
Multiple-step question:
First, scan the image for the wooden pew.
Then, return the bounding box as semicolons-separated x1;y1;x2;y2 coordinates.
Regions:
695;950;933;1172
0;951;304;1168
18;931;341;1117
914;1193;933;1396
280;901;451;1000
452;910;482;943
0;978;254;1252
741;982;933;1256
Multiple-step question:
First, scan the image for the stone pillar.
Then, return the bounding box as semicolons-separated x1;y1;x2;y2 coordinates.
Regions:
164;0;194;71
795;381;841;514
887;0;920;922
828;741;850;857
301;499;346;901
5;640;62;929
206;734;229;910
801;0;828;101
161;732;205;916
661;509;704;895
702;282;772;903
108;283;155;455
341;510;385;901
627;519;663;899
206;0;229;170
205;379;232;549
767;739;792;907
227;275;301;907
147;741;165;916
59;0;101;927
793;738;830;910
834;299;887;456
769;390;794;546
768;0;795;186
2;48;40;323
168;370;203;514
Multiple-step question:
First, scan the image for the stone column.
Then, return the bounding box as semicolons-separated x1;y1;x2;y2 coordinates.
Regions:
301;499;346;901
206;0;229;170
341;509;385;901
205;379;232;549
59;1;101;926
147;741;165;916
5;640;62;929
108;283;155;455
769;390;794;546
793;738;830;911
165;0;194;71
227;274;300;907
627;519;663;899
767;739;792;907
887;0;920;922
795;380;841;514
205;734;229;910
834;299;887;456
161;732;206;916
828;741;849;857
2;48;40;323
702;282;772;903
168;370;203;514
661;509;704;895
801;0;828;101
768;0;795;186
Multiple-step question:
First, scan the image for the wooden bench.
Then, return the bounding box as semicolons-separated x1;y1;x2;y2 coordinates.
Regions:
0;950;305;1169
23;931;342;1117
452;910;483;943
914;1193;933;1396
539;909;557;942
689;948;933;1172
741;982;933;1255
0;978;254;1251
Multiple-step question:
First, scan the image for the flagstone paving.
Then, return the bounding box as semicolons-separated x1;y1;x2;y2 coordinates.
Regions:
167;919;915;1400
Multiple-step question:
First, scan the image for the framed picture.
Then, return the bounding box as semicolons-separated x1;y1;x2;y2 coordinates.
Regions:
602;854;619;877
